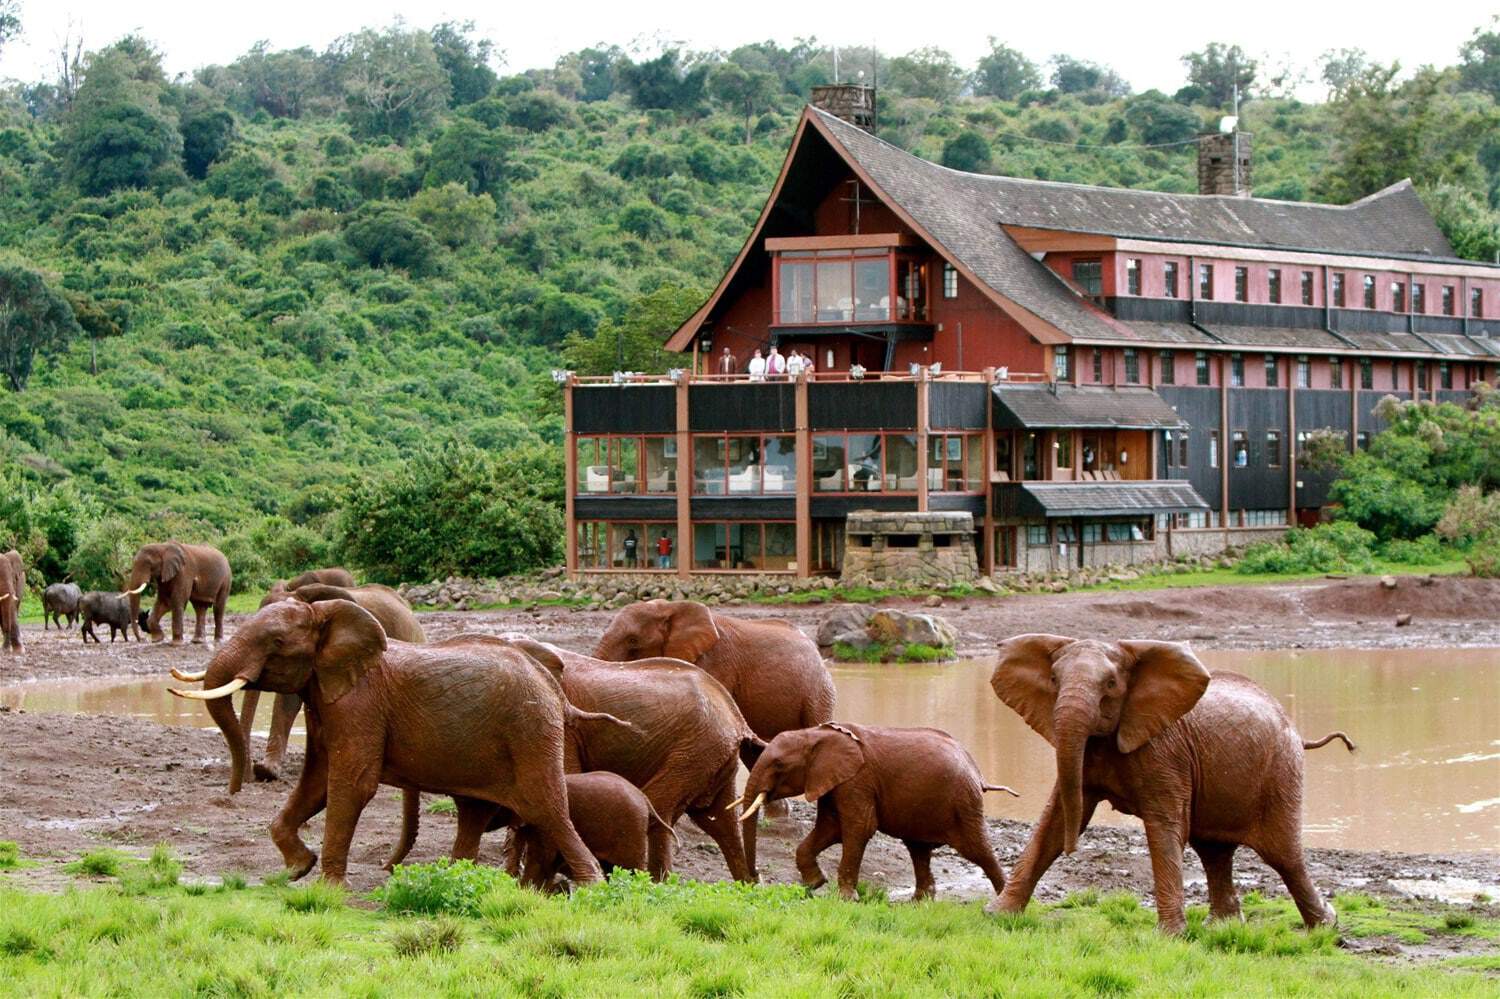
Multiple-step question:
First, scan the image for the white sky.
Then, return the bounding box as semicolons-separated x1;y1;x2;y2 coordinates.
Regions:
0;0;1489;101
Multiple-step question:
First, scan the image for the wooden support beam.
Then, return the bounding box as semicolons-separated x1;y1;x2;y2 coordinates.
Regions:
675;376;691;580
916;369;930;512
564;379;578;578
795;373;812;579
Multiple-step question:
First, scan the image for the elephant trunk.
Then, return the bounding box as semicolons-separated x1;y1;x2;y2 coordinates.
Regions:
196;635;262;794
126;571;149;632
1052;689;1095;856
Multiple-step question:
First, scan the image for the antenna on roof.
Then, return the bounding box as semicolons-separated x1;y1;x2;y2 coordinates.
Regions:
833;46;840;85
1231;79;1242;195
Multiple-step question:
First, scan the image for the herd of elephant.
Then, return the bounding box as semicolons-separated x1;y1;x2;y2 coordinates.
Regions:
124;551;1354;935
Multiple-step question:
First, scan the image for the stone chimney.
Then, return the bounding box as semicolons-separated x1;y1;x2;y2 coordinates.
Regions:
810;84;877;132
1197;131;1252;197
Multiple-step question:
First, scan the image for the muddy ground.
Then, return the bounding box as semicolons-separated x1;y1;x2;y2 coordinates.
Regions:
1;575;1497;961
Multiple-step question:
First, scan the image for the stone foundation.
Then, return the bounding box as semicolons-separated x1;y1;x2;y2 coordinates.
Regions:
840;511;978;587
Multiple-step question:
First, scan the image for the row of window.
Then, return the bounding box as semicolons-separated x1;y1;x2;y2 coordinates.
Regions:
1069;346;1468;391
1115;257;1485;316
1024;519;1154;546
576;521;796;572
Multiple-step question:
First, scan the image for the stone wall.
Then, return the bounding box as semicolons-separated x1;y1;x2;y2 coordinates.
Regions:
840;510;979;587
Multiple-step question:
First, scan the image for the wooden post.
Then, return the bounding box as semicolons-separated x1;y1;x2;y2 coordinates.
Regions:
982;368;996;575
564;378;578;577
1219;354;1230;533
794;372;812;578
1287;370;1297;525
1349;359;1359;458
916;368;930;512
675;375;691;580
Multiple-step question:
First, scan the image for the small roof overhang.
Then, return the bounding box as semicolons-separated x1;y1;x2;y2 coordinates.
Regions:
1003;481;1210;519
992;384;1188;431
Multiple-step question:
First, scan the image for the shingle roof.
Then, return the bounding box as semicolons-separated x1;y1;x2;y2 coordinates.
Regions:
992;384;1188;430
813;107;1455;260
1010;481;1210;518
1424;334;1500;357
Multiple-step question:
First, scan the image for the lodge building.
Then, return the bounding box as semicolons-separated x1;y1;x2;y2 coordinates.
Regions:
563;86;1499;578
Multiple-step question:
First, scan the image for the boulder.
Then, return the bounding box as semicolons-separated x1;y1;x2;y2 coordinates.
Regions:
1395;613;1413;627
867;610;956;649
817;604;876;646
1380;575;1398;590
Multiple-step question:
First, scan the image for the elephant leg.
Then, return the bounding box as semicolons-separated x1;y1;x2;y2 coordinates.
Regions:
192;602;207;643
171;600;186;644
1252;838;1335;929
383;789;421;871
145;600;164;642
991;788;1100;915
794;800;841;890
236;690;261;789
256;693;302;782
270;735;328;881
951;819;1008;897
213;590;227;643
688;782;754;884
502;827;524;878
834;812;876;901
318;758;381;885
451;798;504;861
1142;814;1188;934
1192;839;1242;922
906;842;936;901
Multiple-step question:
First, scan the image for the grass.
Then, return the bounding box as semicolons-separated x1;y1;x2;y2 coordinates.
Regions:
831;641;957;664
0;867;1496;994
0;841;23;870
425;796;458;816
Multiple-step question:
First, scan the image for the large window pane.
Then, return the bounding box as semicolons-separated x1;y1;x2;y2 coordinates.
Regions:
816;261;852;321
693;436;724;495
847;433;882;492
610;438;639;494
853;259;888;321
964;434;983;490
644;438;674;493
726;435;760;494
813;434;847;492
780;262;814;323
727;523;762;569
578;437;608;493
645;525;678;570
764;524;796;571
896;259;926;320
763;436;796;493
885;434;918;491
577;522;604;568
693;523;727;570
611;523;646;568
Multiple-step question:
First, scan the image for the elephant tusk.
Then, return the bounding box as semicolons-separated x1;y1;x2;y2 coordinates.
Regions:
737;792;766;823
171;668;207;683
124;583;148;595
0;593;10;603
169;677;248;701
723;795;744;814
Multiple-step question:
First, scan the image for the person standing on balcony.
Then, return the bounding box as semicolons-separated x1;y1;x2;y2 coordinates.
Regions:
767;345;787;380
748;348;767;381
622;529;639;568
717;347;737;376
656;531;673;569
786;349;805;378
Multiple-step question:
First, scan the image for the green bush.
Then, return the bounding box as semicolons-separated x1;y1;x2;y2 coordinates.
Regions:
1378;534;1444;565
375;859;516;916
0;841;20;868
1236;522;1376;575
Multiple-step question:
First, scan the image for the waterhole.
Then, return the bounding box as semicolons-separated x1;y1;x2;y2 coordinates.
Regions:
3;647;1495;854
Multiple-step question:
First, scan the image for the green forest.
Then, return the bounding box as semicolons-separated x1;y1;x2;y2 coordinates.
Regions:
0;19;1498;589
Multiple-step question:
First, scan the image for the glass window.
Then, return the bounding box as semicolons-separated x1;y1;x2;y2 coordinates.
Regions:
1359;357;1372;390
1082;523;1101;543
1177;430;1189;467
847;434;882;492
1301;270;1314;305
1442;285;1455;316
1199;263;1214;301
1474;288;1485;318
1329;357;1343;389
763;436;796;493
1232;431;1249;468
1072;260;1102;297
1165;431;1175;469
1416;360;1427;390
853;259;888;320
693;435;725;494
1268;268;1281;304
778;261;815;323
896;258;927;320
725;436;759;495
1230;354;1244;387
1412;283;1425;314
762;523;795;571
1055;430;1073;469
942;262;958;298
644;438;674;493
1092;349;1103;382
609;438;639;494
1362;275;1376;309
1356;431;1370;450
1391;281;1405;312
1053;346;1071;381
1106;521;1147;543
1164;261;1179;298
1126;258;1141;295
964;435;983;491
1440;362;1452;389
1123;348;1139;384
1332;273;1345;307
1296;355;1310;388
816;260;852;321
994;433;1012;477
813;434;848;492
1196;351;1210;385
693;523;727;570
1234;266;1248;302
1159;350;1175;384
1264;355;1278;387
1390;360;1399;390
884;434;918;491
1266;430;1282;468
1026;525;1048;546
577;437;608;493
1023;432;1040;480
1209;430;1219;469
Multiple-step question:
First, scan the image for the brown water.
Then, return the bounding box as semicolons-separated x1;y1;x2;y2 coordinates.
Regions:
3;648;1497;854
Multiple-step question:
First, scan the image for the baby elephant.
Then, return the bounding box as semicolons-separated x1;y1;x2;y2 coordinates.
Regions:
738;722;1015;901
44;583;82;630
80;591;138;643
513;772;676;890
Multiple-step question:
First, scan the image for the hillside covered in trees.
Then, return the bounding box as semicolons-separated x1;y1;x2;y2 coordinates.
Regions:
0;19;1497;587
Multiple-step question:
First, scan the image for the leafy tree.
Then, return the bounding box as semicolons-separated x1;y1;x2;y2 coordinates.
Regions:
179;97;236;179
972;39;1040;100
1458;18;1500;99
941;130;991;173
504;91;574;132
0;265;83;391
1179;43;1256;109
618;49;708;111
429;21;498;106
343;203;441;274
560;284;700;375
409;183;496;248
1049;56;1130;98
1422;184;1500;262
424;116;509;196
58;45;182;195
1437;484;1500;576
1124;94;1202;145
216;42;325;118
885;47;963;102
1318;48;1369;99
336;27;450;140
0;0;18;55
708;61;778;144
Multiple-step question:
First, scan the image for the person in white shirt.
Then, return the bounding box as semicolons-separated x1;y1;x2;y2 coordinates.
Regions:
747;349;767;381
786;350;805;378
766;346;787;379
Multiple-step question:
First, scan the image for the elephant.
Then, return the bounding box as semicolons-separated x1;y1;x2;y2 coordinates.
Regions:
0;550;22;653
384;636;765;883
261;568;357;607
512;772;676;889
126;541;232;644
738;722;1015;901
44;582;82;630
988;634;1356;933
170;599;604;886
81;591;142;643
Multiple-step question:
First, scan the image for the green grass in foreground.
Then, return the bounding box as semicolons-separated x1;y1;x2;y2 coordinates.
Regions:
0;862;1495;996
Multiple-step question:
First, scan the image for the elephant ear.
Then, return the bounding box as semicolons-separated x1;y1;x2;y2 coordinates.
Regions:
312;599;388;703
663;601;719;662
991;634;1074;745
291;583;352;604
1116;641;1211;754
160;543;187;583
803;725;866;801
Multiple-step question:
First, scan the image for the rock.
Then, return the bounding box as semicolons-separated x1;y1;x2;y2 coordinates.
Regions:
817;605;876;646
974;576;1002;595
1380;575;1398;590
1395;613;1413;627
923;595;943;608
828;629;873;650
867;610;956;649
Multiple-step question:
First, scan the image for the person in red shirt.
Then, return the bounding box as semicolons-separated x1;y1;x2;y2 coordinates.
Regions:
655;531;673;569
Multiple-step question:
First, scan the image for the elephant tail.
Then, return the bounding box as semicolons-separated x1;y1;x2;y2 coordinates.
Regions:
567;705;640;737
1303;731;1356;753
981;783;1021;797
645;801;677;882
383;788;421;872
738;734;767;769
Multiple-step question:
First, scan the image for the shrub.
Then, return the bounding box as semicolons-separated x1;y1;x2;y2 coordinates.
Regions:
1378;534;1444;565
426;797;457;815
1437;483;1500;577
376;860;516;916
0;841;20;868
67;516;147;590
390;917;465;958
1236;522;1376;575
66;849;128;878
283;882;347;913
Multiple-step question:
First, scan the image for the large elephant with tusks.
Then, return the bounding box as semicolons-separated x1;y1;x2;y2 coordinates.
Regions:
126;541;232;644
